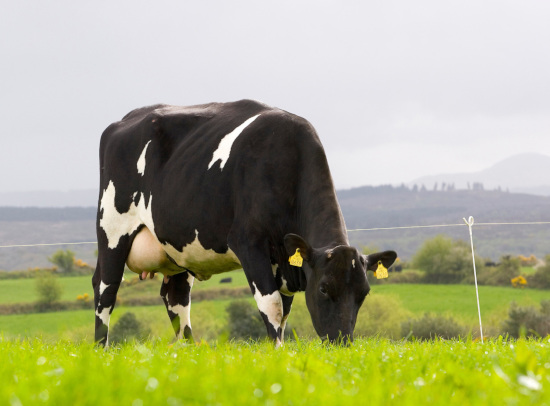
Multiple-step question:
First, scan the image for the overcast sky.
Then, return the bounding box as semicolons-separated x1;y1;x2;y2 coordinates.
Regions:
1;1;549;193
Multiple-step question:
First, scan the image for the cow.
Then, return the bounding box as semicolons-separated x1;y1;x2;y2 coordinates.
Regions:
93;99;397;347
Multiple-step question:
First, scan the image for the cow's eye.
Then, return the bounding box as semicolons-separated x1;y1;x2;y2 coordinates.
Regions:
319;285;329;296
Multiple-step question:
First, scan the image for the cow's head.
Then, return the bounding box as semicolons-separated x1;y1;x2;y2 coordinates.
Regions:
284;233;397;344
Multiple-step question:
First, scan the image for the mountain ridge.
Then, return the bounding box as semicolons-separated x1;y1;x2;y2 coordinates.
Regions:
410;153;550;196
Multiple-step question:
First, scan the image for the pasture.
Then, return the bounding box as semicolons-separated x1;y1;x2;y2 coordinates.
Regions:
1;271;549;405
1;337;549;405
0;273;549;341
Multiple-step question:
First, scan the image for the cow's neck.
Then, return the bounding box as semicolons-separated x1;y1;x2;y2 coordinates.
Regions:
297;175;349;250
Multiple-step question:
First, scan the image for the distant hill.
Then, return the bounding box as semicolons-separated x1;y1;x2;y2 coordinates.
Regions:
1;187;550;270
338;185;550;260
411;153;550;196
0;189;98;207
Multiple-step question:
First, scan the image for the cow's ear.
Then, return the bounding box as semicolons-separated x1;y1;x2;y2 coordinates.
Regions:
364;251;397;272
284;234;312;262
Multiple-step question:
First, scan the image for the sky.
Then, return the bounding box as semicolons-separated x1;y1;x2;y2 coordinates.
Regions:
1;1;549;193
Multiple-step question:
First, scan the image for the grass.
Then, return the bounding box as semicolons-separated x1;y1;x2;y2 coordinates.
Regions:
1;337;549;405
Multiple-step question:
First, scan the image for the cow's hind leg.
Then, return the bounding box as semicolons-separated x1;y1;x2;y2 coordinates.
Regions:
160;271;194;341
92;241;128;346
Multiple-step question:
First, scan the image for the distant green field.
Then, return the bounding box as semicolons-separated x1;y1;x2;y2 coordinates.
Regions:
0;283;548;342
1;338;549;406
0;271;250;304
0;276;93;304
0;269;548;343
372;284;550;323
0;300;239;341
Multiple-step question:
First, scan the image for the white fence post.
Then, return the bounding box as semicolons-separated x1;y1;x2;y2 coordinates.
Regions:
463;216;484;343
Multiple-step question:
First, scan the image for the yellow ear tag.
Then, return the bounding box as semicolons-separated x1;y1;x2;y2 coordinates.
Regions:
289;249;303;267
375;260;388;279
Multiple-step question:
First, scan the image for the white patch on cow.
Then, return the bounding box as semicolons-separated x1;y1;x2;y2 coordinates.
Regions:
95;305;112;326
137;140;151;175
163;230;241;280
352;259;356;269
207;114;261;170
99;281;110;296
271;264;278;277
99;181;155;249
165;292;192;339
252;282;283;333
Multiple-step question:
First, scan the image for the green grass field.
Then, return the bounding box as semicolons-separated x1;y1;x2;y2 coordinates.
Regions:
0;276;93;304
1;272;549;405
0;271;251;304
1;337;549;405
372;284;550;324
0;270;549;341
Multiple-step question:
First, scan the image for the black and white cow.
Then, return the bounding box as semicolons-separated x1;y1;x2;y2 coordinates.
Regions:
93;99;397;346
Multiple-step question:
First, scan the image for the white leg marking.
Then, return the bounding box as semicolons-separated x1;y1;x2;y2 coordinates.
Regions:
352;259;356;269
252;282;283;332
137;140;152;176
208;114;261;170
99;181;155;249
96;305;112;326
99;281;110;296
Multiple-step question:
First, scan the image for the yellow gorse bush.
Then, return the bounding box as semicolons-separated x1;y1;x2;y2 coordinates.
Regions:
511;275;527;288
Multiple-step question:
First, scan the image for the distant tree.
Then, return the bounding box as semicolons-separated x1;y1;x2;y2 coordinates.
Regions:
502;300;550;338
48;249;75;274
528;255;550;289
226;300;266;340
479;255;521;286
412;235;484;284
110;312;151;343
35;272;63;309
472;182;484;191
401;313;467;340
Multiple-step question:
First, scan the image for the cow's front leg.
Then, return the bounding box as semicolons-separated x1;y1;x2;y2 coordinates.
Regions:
251;280;284;346
231;240;284;346
160;271;194;341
